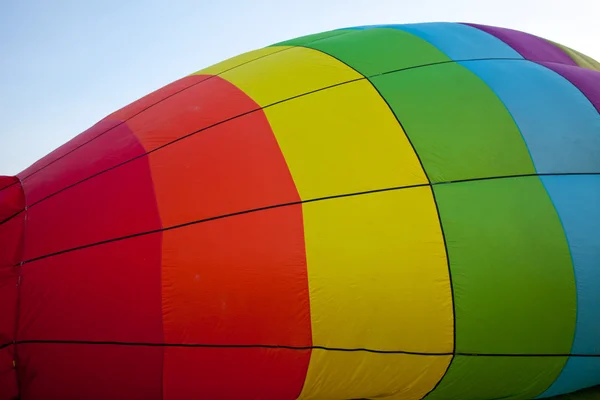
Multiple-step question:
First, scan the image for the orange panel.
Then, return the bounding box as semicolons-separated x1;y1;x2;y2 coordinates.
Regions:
162;206;311;399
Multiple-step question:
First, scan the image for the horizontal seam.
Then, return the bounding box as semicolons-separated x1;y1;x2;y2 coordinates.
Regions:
19;171;599;265
1;340;598;357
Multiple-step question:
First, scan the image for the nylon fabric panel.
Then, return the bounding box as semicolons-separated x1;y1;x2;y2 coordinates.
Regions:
0;212;22;272
217;46;362;106
540;62;600;113
16;134;163;398
301;352;451;400
0;347;18;400
165;347;311;400
0;177;22;400
464;23;577;65
537;175;600;398
161;206;311;400
18;235;163;343
18;343;162;400
262;79;427;200
302;27;449;76
0;176;24;221
126;75;259;151
426;356;567;400
17;233;163;400
461;59;600;174
192;46;292;76
298;187;453;400
0;177;24;268
427;176;576;400
370;63;536;183
390;22;523;60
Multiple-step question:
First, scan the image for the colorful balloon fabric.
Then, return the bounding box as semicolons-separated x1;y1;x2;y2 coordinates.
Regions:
0;22;599;400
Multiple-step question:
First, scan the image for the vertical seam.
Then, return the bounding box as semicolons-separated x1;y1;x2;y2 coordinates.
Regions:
292;43;457;400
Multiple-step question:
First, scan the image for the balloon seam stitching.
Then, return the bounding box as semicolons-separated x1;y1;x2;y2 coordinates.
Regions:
1;340;599;357
17;171;599;265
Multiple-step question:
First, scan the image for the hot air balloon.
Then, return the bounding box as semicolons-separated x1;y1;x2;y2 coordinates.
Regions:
0;22;599;400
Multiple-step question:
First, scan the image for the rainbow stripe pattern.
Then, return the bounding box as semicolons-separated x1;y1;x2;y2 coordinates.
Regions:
0;22;599;400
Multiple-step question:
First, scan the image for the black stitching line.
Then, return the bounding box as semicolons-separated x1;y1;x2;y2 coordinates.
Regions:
0;209;24;226
1;340;599;357
17;172;598;266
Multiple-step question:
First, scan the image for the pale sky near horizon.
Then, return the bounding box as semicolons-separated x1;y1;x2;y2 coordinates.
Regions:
1;0;599;175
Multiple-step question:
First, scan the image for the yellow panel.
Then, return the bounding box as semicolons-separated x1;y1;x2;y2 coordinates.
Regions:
190;46;291;76
300;351;451;400
548;40;600;71
219;46;363;106
264;79;428;200
299;186;454;400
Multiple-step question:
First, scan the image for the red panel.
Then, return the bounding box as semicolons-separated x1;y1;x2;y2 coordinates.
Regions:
0;202;24;271
0;266;18;345
16;122;163;399
0;177;24;222
149;111;299;228
165;347;311;400
162;206;311;400
0;177;23;398
127;75;258;151
107;75;211;122
17;234;163;399
23;127;159;261
18;343;162;400
18;233;162;343
0;176;18;192
0;347;18;400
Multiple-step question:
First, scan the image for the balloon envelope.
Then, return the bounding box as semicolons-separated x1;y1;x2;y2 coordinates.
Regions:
1;22;599;400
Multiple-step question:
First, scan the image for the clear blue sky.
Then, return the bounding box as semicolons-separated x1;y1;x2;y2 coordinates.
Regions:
1;0;599;175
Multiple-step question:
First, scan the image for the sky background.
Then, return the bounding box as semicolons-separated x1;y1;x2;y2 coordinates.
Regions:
1;0;599;175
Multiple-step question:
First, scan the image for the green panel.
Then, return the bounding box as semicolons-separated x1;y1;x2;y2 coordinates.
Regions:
270;29;350;47
426;356;567;400
547;40;600;71
302;28;449;76
371;63;536;183
428;176;577;400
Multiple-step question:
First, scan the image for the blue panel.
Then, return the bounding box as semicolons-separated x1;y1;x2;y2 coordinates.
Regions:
537;174;600;398
392;22;522;60
343;22;521;60
461;59;600;174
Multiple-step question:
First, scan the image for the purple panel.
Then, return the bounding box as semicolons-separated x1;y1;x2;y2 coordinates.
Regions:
541;62;600;113
464;23;577;65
